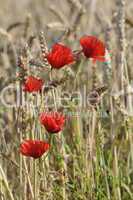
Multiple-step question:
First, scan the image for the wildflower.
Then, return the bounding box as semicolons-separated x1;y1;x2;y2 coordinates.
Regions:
80;35;106;62
46;43;74;69
39;112;65;133
23;76;44;93
20;140;50;159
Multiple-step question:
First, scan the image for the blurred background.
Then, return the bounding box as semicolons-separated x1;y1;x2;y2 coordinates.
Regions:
0;0;133;200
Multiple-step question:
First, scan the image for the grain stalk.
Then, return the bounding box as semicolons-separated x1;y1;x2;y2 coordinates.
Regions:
0;163;14;200
116;0;126;94
39;31;50;68
23;14;31;39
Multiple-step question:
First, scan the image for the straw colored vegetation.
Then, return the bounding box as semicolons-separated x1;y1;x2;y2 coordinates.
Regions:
0;0;133;200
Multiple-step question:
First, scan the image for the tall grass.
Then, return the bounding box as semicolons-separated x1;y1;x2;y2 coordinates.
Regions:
0;0;133;199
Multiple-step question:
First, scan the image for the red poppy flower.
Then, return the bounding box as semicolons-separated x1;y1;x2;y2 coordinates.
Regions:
80;35;106;62
23;76;44;93
39;112;65;133
46;43;74;69
20;140;50;159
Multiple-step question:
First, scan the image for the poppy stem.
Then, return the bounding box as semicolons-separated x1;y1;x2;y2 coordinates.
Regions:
49;69;58;111
33;159;36;200
92;63;97;90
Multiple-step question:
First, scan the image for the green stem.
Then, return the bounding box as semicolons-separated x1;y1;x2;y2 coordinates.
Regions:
34;160;36;200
